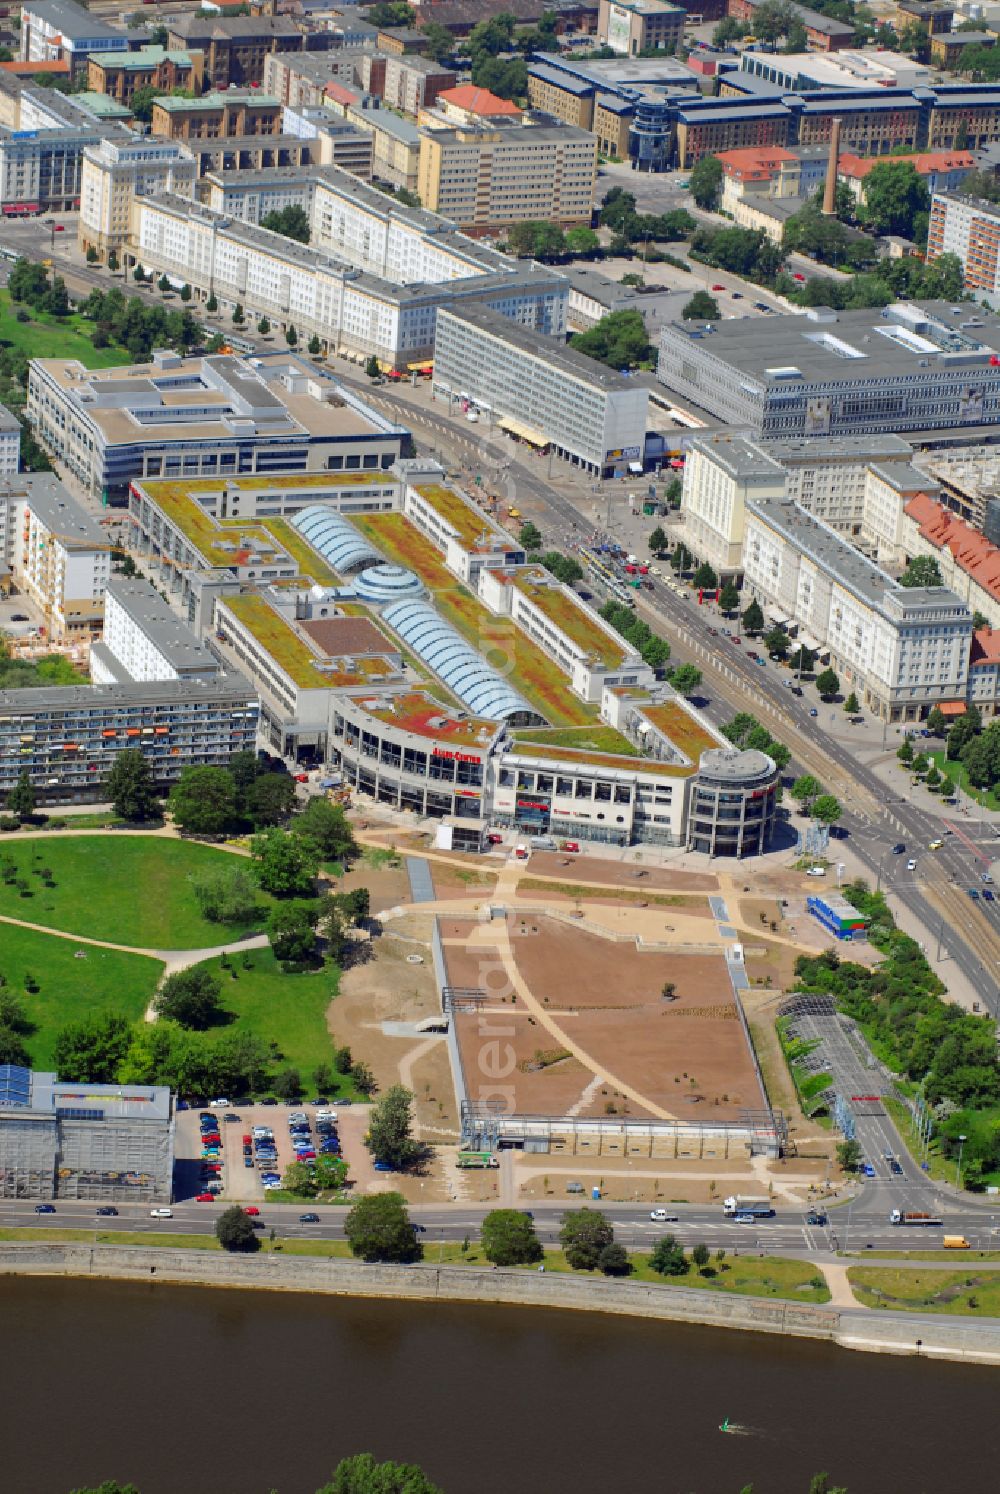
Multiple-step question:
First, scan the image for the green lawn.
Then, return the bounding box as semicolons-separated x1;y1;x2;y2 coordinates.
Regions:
191;945;348;1083
0;924;162;1068
0;290;128;368
926;750;998;809
0;1229;829;1297
0;836;269;949
849;1266;1000;1314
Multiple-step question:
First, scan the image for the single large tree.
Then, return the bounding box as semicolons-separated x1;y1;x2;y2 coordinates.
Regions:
250;827;318;897
294;796;356;861
692;561;718;591
898;553;943;589
155;967;224;1030
718;581;740;614
6;769;35;819
670;663;702;697
268;899;320;966
215;1205;261;1252
247;772;296;828
689;154;723;210
344;1191;422;1263
811;794;842;825
816;667;840;700
169;765;236;836
650;1233;689;1276
366;1084;422;1170
106;749;161;822
559;1208;614;1270
741;598;765;635
481;1208;543;1266
317;1453;443;1494
682;291;720;321
790;774;822;811
53;1012;132;1083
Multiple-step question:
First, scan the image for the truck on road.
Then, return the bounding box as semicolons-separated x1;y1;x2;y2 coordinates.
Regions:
723;1195;774;1218
456;1151;499;1169
889;1209;942;1226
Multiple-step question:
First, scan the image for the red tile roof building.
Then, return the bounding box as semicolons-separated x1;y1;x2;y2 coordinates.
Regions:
904;492;1000;628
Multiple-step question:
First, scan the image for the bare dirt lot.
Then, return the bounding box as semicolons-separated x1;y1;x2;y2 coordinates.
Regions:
526;853;719;892
441;915;765;1122
333;929;459;1142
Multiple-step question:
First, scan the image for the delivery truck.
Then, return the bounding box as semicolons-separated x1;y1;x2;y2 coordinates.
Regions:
889;1209;942;1226
723;1195;774;1218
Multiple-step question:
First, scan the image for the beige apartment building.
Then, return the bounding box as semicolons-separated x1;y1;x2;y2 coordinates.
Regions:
79;135;196;260
417;121;597;234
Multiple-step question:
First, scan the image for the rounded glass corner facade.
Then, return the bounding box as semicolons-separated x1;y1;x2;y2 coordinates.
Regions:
381;598;543;723
629;99;672;174
291;506;382;573
688;747;778;858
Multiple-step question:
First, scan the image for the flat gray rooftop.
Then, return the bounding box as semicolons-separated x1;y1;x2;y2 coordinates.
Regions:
661;302;1000;384
759;434;914;463
105;577;222;674
690;434;784;481
0;675;256;711
16;475;107;547
748;496;900;610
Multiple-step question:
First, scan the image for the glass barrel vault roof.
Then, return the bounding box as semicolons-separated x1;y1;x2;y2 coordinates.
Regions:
381;598;536;721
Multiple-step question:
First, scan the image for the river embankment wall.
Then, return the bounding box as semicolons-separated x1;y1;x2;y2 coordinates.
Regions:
1;1242;998;1365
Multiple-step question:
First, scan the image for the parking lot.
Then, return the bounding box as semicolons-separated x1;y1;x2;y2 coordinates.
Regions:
174;1100;353;1203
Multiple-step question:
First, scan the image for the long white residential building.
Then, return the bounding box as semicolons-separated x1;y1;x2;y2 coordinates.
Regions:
128;177;568;367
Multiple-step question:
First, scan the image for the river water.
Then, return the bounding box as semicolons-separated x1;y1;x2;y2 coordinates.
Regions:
4;1277;996;1494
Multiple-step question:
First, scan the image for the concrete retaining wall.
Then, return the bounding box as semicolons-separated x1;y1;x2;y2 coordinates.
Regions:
4;1243;1000;1363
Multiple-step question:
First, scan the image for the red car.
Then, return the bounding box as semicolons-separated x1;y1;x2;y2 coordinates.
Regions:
793;272;806;282
244;1206;261;1216
294;773;309;783
712;283;725;291
560;841;580;853
242;1134;253;1146
195;1193;216;1203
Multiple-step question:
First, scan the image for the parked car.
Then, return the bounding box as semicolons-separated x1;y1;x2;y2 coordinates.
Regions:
650;1208;679;1223
809;708;819;717
209;1098;230;1108
244;1206;261;1216
373;1160;394;1172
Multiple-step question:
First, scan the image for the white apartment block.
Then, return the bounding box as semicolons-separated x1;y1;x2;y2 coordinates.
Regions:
79;136;196;259
679;436;785;576
128;177;567;367
432;303;646;477
680;432;928;574
97;577;223;685
12;476;111;637
743;496;972;721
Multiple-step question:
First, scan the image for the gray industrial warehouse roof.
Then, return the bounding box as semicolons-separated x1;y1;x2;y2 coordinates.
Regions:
381;598;536;721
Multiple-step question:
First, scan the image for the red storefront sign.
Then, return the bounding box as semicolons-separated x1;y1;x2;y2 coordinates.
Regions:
432;748;481;763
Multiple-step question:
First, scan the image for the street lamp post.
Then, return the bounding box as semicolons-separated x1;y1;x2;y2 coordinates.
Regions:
956;1133;967;1190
